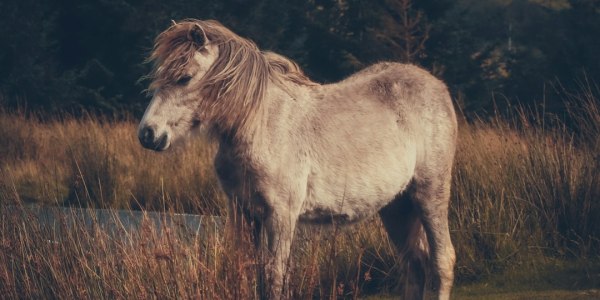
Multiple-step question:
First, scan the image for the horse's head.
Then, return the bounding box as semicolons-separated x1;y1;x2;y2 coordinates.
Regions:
138;20;310;151
138;21;219;151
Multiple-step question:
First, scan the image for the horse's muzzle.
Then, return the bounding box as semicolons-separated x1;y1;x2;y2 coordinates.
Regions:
138;125;170;151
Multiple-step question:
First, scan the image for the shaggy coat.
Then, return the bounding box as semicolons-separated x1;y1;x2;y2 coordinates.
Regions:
139;19;457;300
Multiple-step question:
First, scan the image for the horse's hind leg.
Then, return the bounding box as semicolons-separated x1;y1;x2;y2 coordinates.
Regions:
413;177;456;300
379;191;429;299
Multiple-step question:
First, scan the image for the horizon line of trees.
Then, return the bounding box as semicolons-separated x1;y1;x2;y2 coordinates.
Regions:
1;0;599;118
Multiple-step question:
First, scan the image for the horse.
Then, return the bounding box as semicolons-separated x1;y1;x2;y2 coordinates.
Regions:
138;19;457;299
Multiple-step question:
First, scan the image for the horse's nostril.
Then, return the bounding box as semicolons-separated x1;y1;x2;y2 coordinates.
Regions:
139;126;156;148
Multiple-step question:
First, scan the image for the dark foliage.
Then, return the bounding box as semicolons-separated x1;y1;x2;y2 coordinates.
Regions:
0;0;598;117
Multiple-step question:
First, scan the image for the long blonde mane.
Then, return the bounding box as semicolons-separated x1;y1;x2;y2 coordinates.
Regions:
147;19;315;131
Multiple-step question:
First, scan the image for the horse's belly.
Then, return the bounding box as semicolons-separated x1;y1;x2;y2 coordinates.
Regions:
298;155;415;225
298;204;361;225
298;188;402;225
298;179;408;225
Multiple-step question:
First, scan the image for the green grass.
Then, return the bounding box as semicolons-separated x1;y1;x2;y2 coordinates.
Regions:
454;258;600;299
0;88;599;298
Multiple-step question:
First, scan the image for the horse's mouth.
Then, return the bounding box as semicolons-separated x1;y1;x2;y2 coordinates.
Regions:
153;134;171;151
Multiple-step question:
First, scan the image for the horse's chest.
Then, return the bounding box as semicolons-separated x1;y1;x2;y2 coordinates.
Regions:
214;154;271;217
214;149;257;199
214;154;242;192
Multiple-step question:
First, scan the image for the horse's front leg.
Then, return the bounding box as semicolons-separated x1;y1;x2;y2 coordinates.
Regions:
264;211;298;299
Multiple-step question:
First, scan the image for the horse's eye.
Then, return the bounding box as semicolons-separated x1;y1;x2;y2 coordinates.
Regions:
176;76;192;86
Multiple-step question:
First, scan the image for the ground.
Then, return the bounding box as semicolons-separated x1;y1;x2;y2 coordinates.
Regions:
368;259;600;299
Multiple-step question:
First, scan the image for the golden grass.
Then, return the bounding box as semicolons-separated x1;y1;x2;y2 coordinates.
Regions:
0;91;599;298
0;205;402;298
0;114;224;213
451;98;600;281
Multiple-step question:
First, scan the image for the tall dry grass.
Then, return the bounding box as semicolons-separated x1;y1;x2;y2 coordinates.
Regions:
0;205;401;298
451;91;600;281
0;114;224;214
0;90;599;298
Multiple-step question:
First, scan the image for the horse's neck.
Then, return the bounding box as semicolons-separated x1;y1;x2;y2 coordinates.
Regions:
218;80;315;155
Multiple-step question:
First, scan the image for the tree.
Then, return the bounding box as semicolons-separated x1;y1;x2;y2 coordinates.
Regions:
378;0;430;63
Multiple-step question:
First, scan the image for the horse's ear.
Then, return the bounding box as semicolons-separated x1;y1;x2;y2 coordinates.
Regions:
188;24;208;47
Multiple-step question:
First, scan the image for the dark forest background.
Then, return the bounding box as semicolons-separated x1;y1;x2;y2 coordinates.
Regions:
1;0;599;117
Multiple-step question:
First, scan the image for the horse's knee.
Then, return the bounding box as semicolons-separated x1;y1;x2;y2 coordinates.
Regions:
265;255;291;300
262;214;297;299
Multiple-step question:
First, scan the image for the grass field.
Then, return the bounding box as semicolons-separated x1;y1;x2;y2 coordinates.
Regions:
0;90;599;298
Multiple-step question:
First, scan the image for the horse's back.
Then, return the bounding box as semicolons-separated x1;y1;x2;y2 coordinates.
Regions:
329;62;456;155
352;62;458;163
349;62;454;121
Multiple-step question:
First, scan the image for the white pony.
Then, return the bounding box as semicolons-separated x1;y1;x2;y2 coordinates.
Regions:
139;19;457;299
